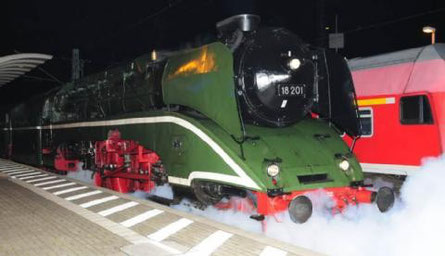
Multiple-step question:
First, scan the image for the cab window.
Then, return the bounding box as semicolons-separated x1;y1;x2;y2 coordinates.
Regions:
400;95;433;124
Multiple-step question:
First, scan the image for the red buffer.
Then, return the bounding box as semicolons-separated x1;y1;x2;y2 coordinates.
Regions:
94;130;160;193
216;188;375;216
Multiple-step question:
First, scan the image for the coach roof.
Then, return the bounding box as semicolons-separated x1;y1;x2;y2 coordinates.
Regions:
348;43;445;71
349;43;445;96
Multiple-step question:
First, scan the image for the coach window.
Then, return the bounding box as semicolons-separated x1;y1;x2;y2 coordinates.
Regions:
358;108;373;137
400;95;433;124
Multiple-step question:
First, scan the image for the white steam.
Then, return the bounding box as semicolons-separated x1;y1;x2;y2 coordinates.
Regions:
149;184;174;199
67;163;94;184
130;190;151;200
171;155;445;256
364;176;395;189
68;156;445;256
130;184;174;200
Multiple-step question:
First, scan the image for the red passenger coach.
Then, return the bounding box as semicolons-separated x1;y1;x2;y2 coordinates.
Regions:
346;43;445;177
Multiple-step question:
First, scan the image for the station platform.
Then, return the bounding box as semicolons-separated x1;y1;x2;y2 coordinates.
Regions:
0;159;323;256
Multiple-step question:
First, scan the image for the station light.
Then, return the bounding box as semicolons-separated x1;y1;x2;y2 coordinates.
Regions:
422;26;436;45
151;50;157;61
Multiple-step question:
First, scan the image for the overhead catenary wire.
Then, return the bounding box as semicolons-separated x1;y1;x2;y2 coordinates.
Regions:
56;0;186;73
123;0;184;32
345;7;445;34
311;7;445;43
96;0;185;42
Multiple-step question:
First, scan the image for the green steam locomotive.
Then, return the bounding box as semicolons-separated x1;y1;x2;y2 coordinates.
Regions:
0;15;394;223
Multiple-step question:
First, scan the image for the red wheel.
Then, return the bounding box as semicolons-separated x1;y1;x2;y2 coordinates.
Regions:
110;178;129;193
93;172;102;187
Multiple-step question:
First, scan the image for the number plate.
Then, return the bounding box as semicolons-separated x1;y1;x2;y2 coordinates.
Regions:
277;84;305;97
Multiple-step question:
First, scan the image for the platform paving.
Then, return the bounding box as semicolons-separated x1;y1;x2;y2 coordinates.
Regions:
0;159;324;256
0;173;128;255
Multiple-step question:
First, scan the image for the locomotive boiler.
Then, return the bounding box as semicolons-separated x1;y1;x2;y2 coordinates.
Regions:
0;14;394;223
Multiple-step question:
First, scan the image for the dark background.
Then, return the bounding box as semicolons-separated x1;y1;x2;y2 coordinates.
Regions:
2;0;444;107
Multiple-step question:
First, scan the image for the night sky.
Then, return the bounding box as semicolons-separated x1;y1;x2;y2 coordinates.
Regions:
2;0;444;107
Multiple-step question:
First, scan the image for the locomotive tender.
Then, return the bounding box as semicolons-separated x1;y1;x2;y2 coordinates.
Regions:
0;15;394;223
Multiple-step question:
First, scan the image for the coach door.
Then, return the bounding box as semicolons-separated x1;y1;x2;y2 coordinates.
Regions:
398;93;441;165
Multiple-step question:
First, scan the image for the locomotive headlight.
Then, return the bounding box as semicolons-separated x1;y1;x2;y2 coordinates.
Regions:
288;58;301;70
339;160;350;171
267;163;280;177
256;73;271;91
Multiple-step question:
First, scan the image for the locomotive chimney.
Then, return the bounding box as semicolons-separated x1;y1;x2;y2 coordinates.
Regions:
216;14;261;51
216;14;261;33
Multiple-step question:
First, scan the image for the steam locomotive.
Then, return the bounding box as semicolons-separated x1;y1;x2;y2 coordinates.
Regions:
0;15;394;223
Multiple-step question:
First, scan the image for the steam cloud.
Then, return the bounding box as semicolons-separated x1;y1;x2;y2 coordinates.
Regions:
69;156;445;256
67;163;94;184
130;184;174;200
172;155;445;256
